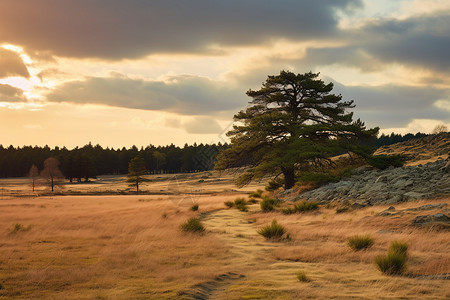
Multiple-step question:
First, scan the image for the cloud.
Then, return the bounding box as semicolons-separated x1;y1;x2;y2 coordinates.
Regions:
184;117;223;134
332;81;450;127
0;0;361;59
46;74;247;115
301;11;450;74
0;48;30;78
0;84;27;102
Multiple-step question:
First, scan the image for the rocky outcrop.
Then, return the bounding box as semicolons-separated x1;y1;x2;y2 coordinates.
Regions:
296;158;450;205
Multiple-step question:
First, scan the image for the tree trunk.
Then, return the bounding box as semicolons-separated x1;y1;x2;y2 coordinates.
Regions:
282;167;295;190
51;175;54;192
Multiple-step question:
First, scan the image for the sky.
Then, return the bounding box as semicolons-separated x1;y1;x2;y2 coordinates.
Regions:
0;0;449;149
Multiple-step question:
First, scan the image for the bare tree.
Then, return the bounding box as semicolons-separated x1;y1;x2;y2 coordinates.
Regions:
28;164;39;192
40;157;64;192
432;124;448;134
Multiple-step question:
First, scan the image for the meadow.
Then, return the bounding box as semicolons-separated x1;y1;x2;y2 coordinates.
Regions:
0;172;449;299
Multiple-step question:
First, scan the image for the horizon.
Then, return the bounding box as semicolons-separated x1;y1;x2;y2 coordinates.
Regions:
1;0;449;148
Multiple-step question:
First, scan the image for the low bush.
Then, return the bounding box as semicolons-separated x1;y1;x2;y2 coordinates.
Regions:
234;198;248;212
375;241;408;275
389;241;409;257
347;234;374;251
367;154;408;170
190;204;199;211
294;201;319;212
257;219;286;240
180;217;205;233
296;271;311;282
260;197;279;212
224;201;234;208
249;189;264;198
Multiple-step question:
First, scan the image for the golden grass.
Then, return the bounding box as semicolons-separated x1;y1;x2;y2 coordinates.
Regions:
0;182;448;299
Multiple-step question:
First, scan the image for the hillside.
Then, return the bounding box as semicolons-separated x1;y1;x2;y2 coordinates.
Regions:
374;132;450;165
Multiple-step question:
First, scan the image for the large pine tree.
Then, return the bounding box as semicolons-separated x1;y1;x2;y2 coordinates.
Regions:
215;71;378;190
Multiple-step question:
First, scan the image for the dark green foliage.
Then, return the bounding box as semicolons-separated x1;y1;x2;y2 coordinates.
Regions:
347;235;374;251
375;241;408;275
367;154;407;170
296;271;311;282
190;204;199;211
234;198;249;212
0;142;230;179
215;71;379;190
298;172;339;186
260;197;279;212
180;217;205;233
257;219;287;240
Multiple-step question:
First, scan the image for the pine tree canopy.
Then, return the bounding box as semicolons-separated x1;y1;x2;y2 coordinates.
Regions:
215;70;379;190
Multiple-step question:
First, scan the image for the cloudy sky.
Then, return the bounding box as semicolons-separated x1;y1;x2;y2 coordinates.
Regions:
0;0;449;148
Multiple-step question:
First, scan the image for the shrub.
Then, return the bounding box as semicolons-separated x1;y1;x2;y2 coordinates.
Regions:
375;241;408;275
367;154;408;170
296;271;311;282
347;235;374;251
180;217;205;233
190;204;199;211
247;198;259;204
375;252;407;275
260;197;278;212
257;219;286;240
389;241;408;258
294;201;319;212
234;198;248;212
282;207;296;215
249;189;263;198
224;201;234;208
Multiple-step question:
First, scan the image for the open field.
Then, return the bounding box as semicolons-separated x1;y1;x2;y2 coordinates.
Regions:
0;173;449;299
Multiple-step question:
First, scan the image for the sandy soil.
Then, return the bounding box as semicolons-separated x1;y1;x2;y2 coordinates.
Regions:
0;173;449;299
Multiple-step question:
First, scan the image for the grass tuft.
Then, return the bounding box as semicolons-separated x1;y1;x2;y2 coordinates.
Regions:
234;198;248;212
375;241;408;275
249;189;264;198
180;217;205;233
190;204;199;211
260;197;278;212
294;201;319;212
296;271;311;282
347;234;374;251
257;219;286;240
10;223;31;234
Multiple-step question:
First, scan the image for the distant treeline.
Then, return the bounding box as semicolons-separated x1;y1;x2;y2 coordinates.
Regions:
0;143;228;180
0;132;431;179
375;132;428;147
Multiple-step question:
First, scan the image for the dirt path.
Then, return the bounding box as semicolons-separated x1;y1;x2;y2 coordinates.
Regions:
178;207;309;299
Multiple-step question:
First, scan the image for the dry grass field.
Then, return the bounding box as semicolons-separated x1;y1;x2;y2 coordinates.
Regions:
0;172;449;299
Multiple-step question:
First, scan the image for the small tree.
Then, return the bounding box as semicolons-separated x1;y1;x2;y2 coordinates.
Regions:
28;164;39;192
432;124;448;134
40;157;64;192
127;156;149;192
